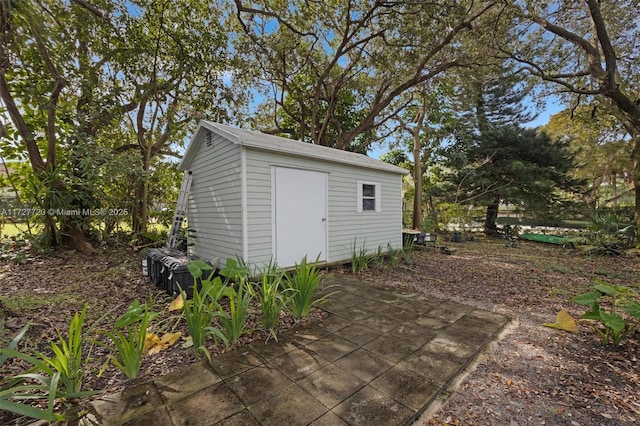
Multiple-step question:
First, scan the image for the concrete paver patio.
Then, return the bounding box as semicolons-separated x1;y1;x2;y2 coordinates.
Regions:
84;276;510;425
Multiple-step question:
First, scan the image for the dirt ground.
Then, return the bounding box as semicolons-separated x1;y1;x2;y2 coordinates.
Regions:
1;236;639;425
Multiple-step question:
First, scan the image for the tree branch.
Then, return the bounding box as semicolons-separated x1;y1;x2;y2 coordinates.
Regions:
70;0;106;20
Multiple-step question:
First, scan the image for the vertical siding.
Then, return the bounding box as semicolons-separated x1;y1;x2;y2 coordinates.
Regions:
244;148;403;267
185;132;243;267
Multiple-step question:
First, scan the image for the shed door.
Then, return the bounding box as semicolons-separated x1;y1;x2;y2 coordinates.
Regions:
273;167;327;268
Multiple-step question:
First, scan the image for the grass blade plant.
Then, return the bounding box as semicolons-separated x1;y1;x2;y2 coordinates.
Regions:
101;302;154;379
283;255;333;319
181;260;233;360
0;370;64;422
350;239;369;273
0;325;64;421
249;268;290;340
218;282;254;346
37;306;88;395
387;243;399;266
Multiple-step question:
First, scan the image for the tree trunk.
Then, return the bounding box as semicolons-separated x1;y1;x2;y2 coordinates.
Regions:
484;199;500;234
412;130;423;229
632;135;640;248
61;221;98;254
611;172;617;207
132;150;151;234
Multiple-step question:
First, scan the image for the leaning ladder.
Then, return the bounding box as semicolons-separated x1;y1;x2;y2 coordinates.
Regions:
167;171;193;249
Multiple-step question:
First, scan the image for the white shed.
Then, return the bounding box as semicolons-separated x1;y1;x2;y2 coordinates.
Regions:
178;121;409;269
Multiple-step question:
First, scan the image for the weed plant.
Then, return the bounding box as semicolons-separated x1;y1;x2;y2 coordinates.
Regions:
387;243;399;266
38;306;88;395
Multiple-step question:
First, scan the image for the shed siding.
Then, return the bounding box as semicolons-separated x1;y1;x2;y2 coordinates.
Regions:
244;148;402;267
187;132;243;266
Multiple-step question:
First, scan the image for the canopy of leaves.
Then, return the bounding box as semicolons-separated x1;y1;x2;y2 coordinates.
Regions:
233;0;499;150
444;125;583;215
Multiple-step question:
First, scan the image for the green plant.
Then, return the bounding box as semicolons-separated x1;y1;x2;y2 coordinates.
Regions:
369;245;386;269
219;257;251;285
350;239;369;273
569;211;638;255
421;210;439;233
401;236;413;262
101;301;156;380
37;306;89;395
218;282;254;346
283;255;332;319
573;280;640;346
387;243;399;266
0;233;31;264
248;265;290;341
0;325;64;421
181;261;232;360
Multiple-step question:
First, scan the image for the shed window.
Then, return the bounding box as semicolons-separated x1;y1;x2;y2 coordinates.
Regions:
357;181;381;213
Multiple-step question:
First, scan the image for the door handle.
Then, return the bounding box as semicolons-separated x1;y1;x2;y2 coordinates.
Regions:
321;218;326;222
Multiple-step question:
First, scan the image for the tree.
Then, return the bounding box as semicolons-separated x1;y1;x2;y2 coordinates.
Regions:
1;0;241;243
445;126;582;232
500;0;640;241
105;0;239;233
391;84;459;229
543;105;633;209
232;0;500;150
439;64;539;232
0;0;118;252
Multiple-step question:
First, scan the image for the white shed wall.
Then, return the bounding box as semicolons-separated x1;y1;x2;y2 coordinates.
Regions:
244;148;403;267
186;132;243;266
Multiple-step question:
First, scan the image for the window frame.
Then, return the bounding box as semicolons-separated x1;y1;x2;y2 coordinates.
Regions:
356;180;381;213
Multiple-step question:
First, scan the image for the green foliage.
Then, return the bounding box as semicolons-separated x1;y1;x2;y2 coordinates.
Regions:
543;105;632;210
0;306;99;422
573;280;640;346
219;257;251;286
369;245;386;269
350;239;369;273
101;302;155;380
217;282;254;346
37;306;89;395
248;262;290;340
283;255;330;319
387;243;399;267
181;261;232;360
0;325;63;422
443;125;583;231
567;210;637;255
436;202;471;230
402;234;414;262
0;233;31;264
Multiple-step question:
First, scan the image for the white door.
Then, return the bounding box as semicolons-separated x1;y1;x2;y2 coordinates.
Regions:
273;167;327;268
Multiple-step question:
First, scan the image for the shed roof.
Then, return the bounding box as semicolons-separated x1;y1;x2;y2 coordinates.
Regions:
179;121;408;175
